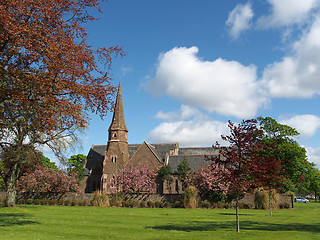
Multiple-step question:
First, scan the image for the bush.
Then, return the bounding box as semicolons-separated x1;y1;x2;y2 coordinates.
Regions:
26;198;34;205
34;199;41;205
255;189;279;209
64;200;71;206
155;201;164;208
58;199;64;205
71;201;78;206
90;192;110;207
147;201;155;208
17;199;26;204
81;200;89;206
172;200;183;208
110;192;123;207
239;202;250;209
164;202;171;208
40;199;48;205
183;186;198;209
200;200;211;209
139;201;146;208
48;199;57;205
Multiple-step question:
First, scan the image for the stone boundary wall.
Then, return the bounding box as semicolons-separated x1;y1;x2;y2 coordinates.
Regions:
0;192;293;208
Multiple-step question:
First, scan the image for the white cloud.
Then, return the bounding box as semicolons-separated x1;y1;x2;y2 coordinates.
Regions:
145;46;266;119
280;114;320;138
226;2;254;39
148;106;229;147
258;0;320;27
306;146;320;168
155;105;199;121
261;16;320;98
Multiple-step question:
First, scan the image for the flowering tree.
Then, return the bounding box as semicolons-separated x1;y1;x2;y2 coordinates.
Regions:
0;0;124;207
117;166;158;194
187;162;229;201
18;165;79;193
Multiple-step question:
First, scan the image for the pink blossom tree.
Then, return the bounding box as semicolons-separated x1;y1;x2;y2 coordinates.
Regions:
117;166;158;194
18;165;79;193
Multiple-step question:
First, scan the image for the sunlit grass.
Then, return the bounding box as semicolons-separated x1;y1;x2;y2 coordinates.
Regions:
0;202;319;239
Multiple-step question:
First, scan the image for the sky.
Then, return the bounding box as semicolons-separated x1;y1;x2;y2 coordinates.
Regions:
50;0;320;168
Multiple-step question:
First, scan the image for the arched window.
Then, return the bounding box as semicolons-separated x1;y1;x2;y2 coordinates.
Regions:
113;133;117;138
175;179;179;193
114;156;117;163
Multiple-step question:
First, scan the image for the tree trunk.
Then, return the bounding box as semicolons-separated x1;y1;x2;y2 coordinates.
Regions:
236;197;240;232
315;192;317;202
5;162;20;208
269;190;272;216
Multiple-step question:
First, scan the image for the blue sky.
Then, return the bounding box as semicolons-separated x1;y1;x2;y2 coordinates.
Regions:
52;0;320;167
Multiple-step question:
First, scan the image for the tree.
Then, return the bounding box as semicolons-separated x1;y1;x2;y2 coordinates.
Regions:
117;166;158;194
214;119;281;232
67;154;86;183
158;165;173;192
18;165;79;194
0;0;124;207
41;156;58;171
297;162;320;201
259;117;309;193
175;158;191;187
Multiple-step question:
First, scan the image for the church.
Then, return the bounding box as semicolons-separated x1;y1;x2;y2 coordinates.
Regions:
84;83;220;194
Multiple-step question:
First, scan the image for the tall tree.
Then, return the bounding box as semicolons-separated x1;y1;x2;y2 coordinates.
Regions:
259;117;309;193
67;154;86;183
0;0;124;207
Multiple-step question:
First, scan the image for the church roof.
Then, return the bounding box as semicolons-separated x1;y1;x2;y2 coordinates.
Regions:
178;147;220;155
85;145;107;174
167;154;216;172
109;83;128;132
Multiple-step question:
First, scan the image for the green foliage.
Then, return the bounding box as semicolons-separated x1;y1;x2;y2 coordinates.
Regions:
110;192;123;207
41;156;58;170
67;154;86;182
175;158;191;182
259;117;309;193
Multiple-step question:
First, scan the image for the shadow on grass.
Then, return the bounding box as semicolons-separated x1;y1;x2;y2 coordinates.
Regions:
148;221;320;233
0;213;39;227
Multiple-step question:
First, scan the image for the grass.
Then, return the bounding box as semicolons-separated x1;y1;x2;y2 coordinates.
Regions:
0;203;319;239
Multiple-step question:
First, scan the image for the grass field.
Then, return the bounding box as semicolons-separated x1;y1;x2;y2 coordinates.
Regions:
0;202;319;240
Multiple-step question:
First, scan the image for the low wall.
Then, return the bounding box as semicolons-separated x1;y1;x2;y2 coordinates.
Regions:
0;191;293;208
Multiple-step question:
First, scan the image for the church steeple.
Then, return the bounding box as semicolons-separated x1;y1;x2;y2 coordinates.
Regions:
108;82;128;143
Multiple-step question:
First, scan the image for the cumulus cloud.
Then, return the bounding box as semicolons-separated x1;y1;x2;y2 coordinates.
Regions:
258;0;320;27
145;46;266;119
261;16;320;98
226;2;254;39
148;106;229;147
306;146;320;168
280;114;320;138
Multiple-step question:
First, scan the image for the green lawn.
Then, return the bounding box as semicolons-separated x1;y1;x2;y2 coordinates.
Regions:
0;203;319;240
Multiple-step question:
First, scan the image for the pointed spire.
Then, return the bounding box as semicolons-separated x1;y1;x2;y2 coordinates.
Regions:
109;82;128;132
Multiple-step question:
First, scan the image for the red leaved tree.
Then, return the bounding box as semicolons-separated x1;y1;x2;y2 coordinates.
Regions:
0;0;124;207
117;166;158;194
213;119;282;232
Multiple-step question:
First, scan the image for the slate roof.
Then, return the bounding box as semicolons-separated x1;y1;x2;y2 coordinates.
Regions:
178;147;219;155
167;154;216;172
85;145;107;174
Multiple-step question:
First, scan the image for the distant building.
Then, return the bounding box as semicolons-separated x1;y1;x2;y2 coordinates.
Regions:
84;83;219;194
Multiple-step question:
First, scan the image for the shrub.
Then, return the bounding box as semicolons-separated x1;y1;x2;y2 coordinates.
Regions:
34;199;41;205
110;192;123;207
284;202;290;208
48;199;57;205
155;201;164;208
64;200;71;206
58;199;64;205
147;201;155;208
90;192;109;207
239;202;250;209
81;200;89;206
139;201;146;208
163;202;171;208
17;199;26;204
200;200;211;209
40;199;48;205
172;200;183;208
255;189;279;209
26;199;34;205
183;185;198;209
